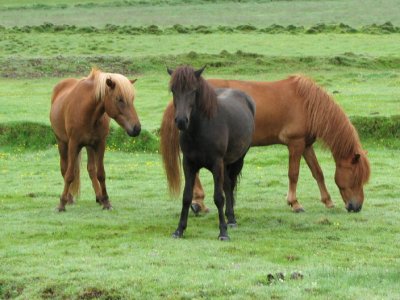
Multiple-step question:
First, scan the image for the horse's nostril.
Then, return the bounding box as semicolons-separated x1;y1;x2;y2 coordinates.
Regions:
127;124;141;137
346;202;362;213
346;202;354;212
133;124;141;136
175;117;188;130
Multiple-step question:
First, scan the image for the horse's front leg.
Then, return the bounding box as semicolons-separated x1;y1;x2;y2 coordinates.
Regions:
303;145;334;208
173;157;197;238
287;140;306;212
95;139;112;210
212;158;229;240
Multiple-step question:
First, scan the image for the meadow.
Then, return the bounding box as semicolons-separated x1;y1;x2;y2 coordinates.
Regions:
0;0;399;299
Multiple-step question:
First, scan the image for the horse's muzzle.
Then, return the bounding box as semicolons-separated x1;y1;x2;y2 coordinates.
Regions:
346;201;362;213
127;124;141;137
175;117;189;131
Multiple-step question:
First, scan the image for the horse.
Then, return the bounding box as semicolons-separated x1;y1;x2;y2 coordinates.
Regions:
161;75;370;213
161;66;255;240
50;68;141;212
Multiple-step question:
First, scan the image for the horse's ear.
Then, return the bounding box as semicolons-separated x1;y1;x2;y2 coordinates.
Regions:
130;79;137;84
167;67;174;76
352;153;361;164
106;78;116;89
194;65;206;78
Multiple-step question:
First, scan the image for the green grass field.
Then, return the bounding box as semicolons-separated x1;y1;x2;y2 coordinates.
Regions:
0;0;399;299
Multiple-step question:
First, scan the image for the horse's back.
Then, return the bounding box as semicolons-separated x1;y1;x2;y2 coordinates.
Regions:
215;88;255;163
51;78;79;104
50;77;94;141
209;77;306;146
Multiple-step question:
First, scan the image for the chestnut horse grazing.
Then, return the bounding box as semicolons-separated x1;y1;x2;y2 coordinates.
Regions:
50;69;141;212
161;66;255;240
161;75;370;213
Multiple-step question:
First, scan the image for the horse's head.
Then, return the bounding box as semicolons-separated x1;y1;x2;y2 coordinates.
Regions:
167;66;206;131
335;151;370;212
104;76;141;137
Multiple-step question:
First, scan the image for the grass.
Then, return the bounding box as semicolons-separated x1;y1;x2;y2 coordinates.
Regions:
1;0;400;298
0;143;399;299
1;0;400;27
1;71;399;131
3;32;400;58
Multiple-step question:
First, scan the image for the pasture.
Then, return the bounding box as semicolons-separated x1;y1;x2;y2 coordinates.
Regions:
0;0;399;299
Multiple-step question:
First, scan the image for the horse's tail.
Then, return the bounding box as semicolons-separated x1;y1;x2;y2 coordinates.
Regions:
69;150;82;199
160;101;181;197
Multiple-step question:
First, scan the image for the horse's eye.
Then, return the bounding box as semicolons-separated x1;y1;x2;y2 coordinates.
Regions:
118;98;124;103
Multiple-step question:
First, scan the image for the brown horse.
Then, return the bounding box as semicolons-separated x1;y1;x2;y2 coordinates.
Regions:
50;68;141;212
161;75;370;213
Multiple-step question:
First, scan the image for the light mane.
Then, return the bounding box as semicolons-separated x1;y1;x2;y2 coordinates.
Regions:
88;68;135;103
293;75;370;184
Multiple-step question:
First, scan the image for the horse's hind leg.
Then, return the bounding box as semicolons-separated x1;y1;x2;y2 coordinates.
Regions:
86;146;102;205
224;157;245;227
212;158;229;240
191;174;209;215
287;140;306;212
58;141;75;205
303;145;334;208
95;140;112;210
58;139;80;211
173;157;197;238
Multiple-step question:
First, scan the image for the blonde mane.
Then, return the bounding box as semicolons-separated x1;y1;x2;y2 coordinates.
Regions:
293;75;370;184
88;68;135;103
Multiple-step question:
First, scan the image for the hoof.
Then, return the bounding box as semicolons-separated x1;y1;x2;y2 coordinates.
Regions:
293;207;305;213
218;235;230;241
57;206;66;212
102;205;113;210
288;200;305;213
227;222;238;228
172;230;183;239
324;201;335;209
191;203;201;216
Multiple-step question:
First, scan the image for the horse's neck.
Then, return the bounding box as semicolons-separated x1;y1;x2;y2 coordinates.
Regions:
317;120;360;161
89;98;106;126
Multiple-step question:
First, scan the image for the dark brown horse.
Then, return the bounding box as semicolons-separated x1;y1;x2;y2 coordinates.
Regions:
161;75;370;213
161;66;255;240
50;68;141;212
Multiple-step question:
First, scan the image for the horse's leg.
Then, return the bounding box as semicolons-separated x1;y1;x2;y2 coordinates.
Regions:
56;139;73;204
287;140;306;212
224;156;245;227
303;145;334;208
173;157;197;238
212;158;229;240
95;140;112;210
86;146;102;205
191;173;209;215
58;140;80;212
223;167;236;227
